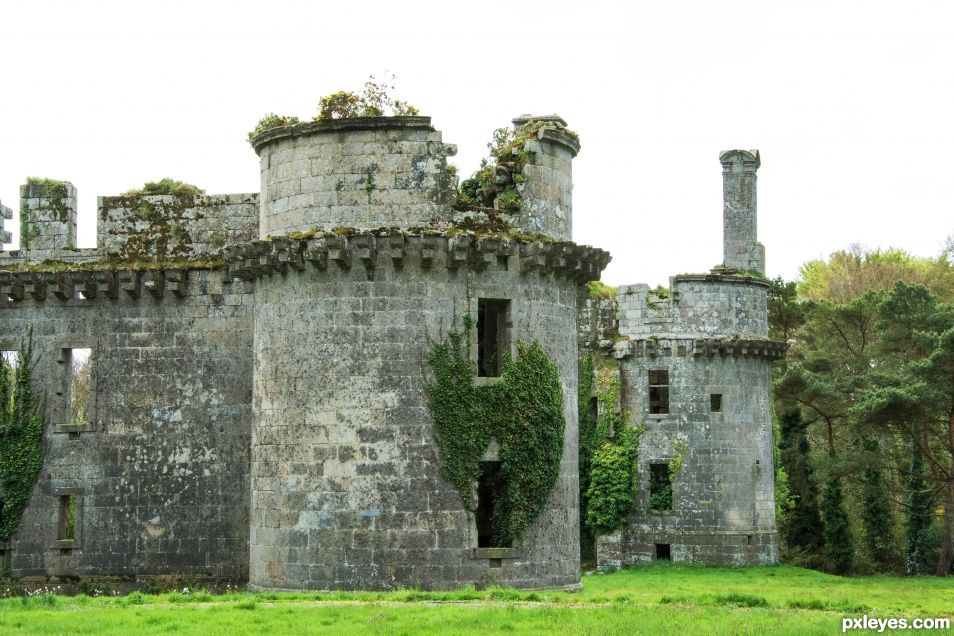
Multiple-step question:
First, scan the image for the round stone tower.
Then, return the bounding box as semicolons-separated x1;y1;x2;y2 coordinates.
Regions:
235;116;608;590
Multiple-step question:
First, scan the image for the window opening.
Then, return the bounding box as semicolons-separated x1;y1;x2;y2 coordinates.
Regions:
475;461;511;548
710;393;723;413
648;370;669;414
477;299;510;377
649;463;673;511
655;543;671;561
67;348;91;425
58;495;77;541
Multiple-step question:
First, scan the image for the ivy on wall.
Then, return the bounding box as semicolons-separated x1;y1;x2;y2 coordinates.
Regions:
0;336;45;542
580;355;644;536
425;317;565;545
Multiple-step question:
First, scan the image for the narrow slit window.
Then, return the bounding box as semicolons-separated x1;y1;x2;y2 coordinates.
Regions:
477;299;510;378
1;351;18;410
475;461;511;548
648;370;669;414
649;463;673;511
589;397;599;426
710;393;723;413
67;348;91;425
58;495;77;541
655;543;671;561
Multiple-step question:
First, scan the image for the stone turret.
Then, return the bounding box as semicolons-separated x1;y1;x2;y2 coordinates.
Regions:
510;115;579;241
252;117;457;238
720;149;764;275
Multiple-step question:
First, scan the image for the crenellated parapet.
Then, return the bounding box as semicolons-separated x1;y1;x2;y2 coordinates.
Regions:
0;266;193;302
18;179;78;261
606;336;786;361
223;230;610;283
98;193;258;261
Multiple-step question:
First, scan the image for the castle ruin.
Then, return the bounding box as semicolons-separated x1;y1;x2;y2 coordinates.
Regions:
0;113;779;590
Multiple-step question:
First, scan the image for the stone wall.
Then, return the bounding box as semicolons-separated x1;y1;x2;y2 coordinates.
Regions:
98;194;259;261
238;233;606;590
253;117;457;238
0;268;253;580
18;181;78;262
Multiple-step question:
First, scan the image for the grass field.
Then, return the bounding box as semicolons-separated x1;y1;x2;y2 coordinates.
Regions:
1;564;952;635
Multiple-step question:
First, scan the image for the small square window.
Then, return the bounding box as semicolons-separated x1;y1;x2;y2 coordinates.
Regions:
648;370;669;414
710;393;723;413
655;543;671;561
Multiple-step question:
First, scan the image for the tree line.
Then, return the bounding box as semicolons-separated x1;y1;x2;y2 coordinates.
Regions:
771;243;954;576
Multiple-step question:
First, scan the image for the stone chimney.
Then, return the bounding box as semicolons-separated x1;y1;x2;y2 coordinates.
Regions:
719;149;764;274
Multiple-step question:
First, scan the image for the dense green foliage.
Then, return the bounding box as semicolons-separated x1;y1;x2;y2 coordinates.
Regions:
773;243;954;575
247;113;302;141
122;179;204;197
579;358;643;537
577;355;595;563
820;467;854;575
776;409;823;558
3;565;952;635
0;339;44;542
905;447;934;575
425;321;564;545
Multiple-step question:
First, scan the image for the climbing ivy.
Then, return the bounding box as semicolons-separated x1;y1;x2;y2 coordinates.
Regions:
425;318;564;545
580;356;644;535
0;336;45;542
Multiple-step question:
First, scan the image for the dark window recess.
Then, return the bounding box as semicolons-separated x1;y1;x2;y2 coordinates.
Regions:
589;397;599;426
655;543;671;561
649;463;673;511
477;299;510;377
648;370;669;414
475;461;511;548
710;393;723;413
58;495;77;541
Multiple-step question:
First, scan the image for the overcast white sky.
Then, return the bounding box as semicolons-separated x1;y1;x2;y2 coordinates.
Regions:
1;1;951;286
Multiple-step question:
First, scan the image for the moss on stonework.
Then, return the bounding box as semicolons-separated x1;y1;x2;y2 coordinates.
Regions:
457;119;579;212
425;317;565;545
122;179;205;197
25;177;69;200
101;196;201;262
0;257;225;273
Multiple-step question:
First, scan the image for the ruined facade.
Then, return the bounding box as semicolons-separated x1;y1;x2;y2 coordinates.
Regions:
579;150;782;566
0;114;778;590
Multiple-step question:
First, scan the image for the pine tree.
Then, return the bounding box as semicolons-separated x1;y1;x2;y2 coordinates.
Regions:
859;438;897;570
906;446;933;575
821;465;855;574
778;409;823;554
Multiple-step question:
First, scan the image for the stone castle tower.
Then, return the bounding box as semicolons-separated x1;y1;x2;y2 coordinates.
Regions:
579;149;782;566
0;114;610;590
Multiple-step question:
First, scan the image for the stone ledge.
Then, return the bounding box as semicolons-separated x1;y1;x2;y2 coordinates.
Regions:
223;230;611;284
673;273;770;287
610;337;786;360
470;547;522;560
0;268;193;303
250;116;435;154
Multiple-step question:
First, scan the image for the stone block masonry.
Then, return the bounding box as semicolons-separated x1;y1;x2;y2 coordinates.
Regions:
0;112;610;591
579;150;782;568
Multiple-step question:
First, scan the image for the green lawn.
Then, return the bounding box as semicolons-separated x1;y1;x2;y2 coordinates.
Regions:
1;564;951;635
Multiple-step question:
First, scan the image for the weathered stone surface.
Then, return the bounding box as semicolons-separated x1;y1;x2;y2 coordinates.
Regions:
580;149;780;567
1;114;602;591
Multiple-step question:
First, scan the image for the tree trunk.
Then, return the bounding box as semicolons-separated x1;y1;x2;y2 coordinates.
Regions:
937;477;954;576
